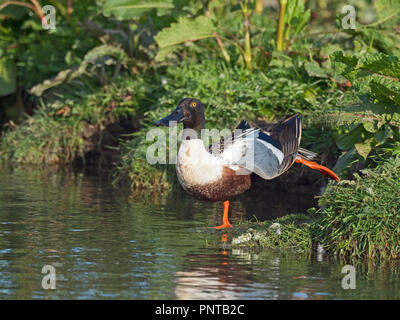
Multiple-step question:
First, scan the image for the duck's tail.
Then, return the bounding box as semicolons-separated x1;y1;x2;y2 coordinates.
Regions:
295;156;340;182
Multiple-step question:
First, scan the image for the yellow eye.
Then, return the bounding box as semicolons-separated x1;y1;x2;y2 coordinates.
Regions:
192;102;197;108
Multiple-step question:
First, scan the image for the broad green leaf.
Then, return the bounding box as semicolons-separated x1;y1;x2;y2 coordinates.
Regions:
330;51;358;79
362;121;376;133
355;139;373;160
30;68;80;96
336;124;364;150
0;57;16;96
357;53;400;79
374;126;393;144
332;147;358;174
155;15;216;61
303;87;317;103
370;79;400;107
30;45;128;96
83;44;128;67
304;61;328;78
103;0;174;20
283;0;310;40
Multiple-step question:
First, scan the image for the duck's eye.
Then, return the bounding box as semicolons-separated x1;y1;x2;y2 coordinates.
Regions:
192;102;197;108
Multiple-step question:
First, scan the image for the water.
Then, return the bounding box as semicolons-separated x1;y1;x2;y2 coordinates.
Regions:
0;168;399;300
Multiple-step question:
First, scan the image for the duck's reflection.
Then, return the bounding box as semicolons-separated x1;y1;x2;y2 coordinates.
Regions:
174;246;280;300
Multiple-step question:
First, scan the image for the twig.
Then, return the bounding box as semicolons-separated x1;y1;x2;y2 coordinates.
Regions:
363;8;400;28
214;32;230;63
0;1;36;12
331;112;400;129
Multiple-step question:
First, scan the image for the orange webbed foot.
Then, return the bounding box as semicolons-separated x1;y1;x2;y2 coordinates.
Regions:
211;222;233;230
209;200;232;229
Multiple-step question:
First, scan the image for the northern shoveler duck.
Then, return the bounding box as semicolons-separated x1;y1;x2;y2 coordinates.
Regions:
155;98;340;229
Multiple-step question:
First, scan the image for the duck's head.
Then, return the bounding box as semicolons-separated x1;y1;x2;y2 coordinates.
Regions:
155;98;205;131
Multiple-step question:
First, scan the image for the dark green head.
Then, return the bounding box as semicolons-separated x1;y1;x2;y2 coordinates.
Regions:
155;98;205;131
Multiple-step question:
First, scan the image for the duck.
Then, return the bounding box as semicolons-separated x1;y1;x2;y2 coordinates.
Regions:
155;98;340;229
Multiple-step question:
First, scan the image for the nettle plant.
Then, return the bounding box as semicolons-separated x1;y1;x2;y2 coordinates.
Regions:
331;51;400;172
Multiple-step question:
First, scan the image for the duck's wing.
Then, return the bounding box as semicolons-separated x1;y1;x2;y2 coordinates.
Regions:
217;115;302;180
266;114;302;176
207;120;252;155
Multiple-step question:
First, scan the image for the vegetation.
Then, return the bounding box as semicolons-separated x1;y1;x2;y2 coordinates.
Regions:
232;156;400;260
0;0;399;259
231;214;313;253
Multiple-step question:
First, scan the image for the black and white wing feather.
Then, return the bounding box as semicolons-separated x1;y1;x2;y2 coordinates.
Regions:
212;115;302;180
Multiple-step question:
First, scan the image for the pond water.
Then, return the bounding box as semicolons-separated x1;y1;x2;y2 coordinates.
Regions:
0;168;399;300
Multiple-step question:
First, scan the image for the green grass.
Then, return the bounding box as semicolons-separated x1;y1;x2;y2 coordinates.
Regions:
0;76;145;165
0;109;84;164
315;156;400;260
232;156;400;260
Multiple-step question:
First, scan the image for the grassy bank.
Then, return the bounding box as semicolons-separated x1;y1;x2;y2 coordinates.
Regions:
231;156;400;260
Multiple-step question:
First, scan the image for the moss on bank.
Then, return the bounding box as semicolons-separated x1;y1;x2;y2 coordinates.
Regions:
232;156;400;260
231;214;314;253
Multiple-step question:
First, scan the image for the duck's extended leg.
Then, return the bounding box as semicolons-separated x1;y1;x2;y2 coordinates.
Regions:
295;157;340;181
211;200;232;229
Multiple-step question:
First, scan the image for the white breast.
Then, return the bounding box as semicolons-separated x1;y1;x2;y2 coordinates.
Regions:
176;139;224;186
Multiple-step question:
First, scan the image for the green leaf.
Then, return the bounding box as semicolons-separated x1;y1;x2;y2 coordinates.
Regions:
362;121;376;133
284;0;310;36
304;61;328;78
103;0;174;20
330;51;358;79
0;57;16;96
303;87;317;103
374;125;393;144
332;147;358;174
30;68;80;96
370;79;400;107
374;0;400;27
83;44;128;67
336;124;364;150
357;53;400;79
355;139;373;160
155;15;216;61
30;45;128;96
0;0;29;19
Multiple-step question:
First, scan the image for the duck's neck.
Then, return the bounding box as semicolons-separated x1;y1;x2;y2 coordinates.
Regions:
183;119;205;136
181;125;204;141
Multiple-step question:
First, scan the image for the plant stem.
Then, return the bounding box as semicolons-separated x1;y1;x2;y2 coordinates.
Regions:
214;32;230;63
0;0;45;24
0;1;36;12
241;0;252;71
276;0;287;51
255;0;263;15
67;0;73;21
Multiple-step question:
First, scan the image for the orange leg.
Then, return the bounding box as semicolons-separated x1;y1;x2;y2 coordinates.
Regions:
295;158;340;181
211;200;233;229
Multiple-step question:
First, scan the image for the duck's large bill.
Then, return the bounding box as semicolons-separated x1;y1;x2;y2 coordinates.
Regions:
154;107;185;127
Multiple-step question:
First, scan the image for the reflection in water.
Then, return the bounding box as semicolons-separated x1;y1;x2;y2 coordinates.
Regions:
174;249;280;300
0;168;399;299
